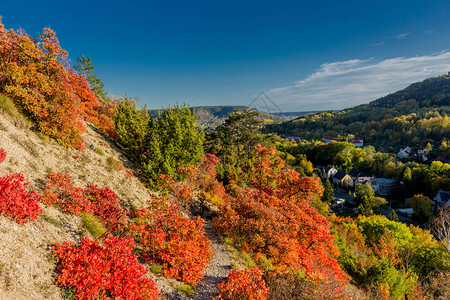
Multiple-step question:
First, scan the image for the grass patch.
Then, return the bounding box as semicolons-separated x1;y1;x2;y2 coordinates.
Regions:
240;251;257;268
230;262;239;269
80;212;107;239
106;156;120;171
0;94;18;116
0;94;32;130
36;131;50;144
94;148;104;156
41;213;62;228
149;263;163;275
62;288;76;300
175;284;195;297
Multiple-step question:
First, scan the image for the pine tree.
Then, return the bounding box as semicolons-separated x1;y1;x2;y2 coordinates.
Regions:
321;178;334;203
74;55;107;99
388;210;399;222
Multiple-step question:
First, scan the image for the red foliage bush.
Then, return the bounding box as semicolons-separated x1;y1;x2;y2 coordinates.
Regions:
42;174;128;232
41;173;92;215
217;268;268;300
84;184;128;232
212;145;346;284
53;236;159;300
130;207;213;285
0;173;41;224
0;148;6;163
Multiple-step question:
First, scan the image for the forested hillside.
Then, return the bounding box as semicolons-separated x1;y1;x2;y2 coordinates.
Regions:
265;75;450;152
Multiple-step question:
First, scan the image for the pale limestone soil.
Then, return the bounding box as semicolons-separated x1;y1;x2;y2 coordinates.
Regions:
0;113;152;298
0;112;234;299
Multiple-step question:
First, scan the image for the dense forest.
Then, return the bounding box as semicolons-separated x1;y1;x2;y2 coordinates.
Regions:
0;20;450;300
264;75;450;152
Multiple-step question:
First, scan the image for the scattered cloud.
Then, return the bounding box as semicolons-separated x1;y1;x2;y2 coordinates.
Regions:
394;32;412;39
266;51;450;111
424;29;435;34
369;41;385;47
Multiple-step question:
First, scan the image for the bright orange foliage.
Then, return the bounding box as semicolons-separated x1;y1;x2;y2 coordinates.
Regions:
212;145;347;285
130;206;213;285
217;268;268;300
0;22;117;147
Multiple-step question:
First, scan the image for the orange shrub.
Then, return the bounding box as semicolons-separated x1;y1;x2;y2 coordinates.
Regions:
217;268;268;300
130;206;213;285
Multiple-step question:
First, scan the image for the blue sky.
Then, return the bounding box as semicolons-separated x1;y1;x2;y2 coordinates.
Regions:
2;0;450;111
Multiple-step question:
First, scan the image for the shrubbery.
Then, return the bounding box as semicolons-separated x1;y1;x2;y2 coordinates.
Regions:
0;22;117;148
41;173;128;232
130;206;213;285
217;268;268;300
0;148;41;224
0;173;41;224
53;236;159;300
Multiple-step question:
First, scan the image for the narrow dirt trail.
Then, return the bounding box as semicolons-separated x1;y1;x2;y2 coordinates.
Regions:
191;219;233;300
155;218;233;300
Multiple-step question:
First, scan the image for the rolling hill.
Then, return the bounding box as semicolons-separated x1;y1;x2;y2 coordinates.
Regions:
264;74;450;152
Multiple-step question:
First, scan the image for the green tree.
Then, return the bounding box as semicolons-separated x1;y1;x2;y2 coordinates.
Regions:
217;109;262;169
355;184;375;216
74;55;107;99
114;99;150;159
411;194;433;223
321;178;334;203
115;101;203;188
153;104;204;176
388;210;399;222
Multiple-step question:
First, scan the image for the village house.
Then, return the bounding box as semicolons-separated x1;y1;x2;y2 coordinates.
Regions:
332;171;354;187
350;138;364;148
417;146;430;155
397;146;411;159
323;136;337;143
348;170;375;186
433;189;450;209
324;166;338;178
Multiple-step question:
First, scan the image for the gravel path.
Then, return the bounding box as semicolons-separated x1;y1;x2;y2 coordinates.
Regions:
191;219;232;300
155;218;233;300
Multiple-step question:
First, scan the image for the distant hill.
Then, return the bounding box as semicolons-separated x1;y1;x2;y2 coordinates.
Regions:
150;105;286;128
264;74;450;152
272;110;340;119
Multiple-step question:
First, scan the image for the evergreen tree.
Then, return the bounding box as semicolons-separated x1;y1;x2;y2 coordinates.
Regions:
74;55;107;99
355;184;375;216
388;210;399;222
217;109;262;169
412;194;433;223
321;178;334;203
114;101;203;188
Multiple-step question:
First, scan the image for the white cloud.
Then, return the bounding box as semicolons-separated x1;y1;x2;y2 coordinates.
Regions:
369;41;385;47
266;51;450;111
395;32;412;39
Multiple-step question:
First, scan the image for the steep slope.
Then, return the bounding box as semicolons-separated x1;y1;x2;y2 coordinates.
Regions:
0;111;152;299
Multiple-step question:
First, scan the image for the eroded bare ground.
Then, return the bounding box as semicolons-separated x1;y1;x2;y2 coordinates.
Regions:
0;113;235;299
0;114;152;298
